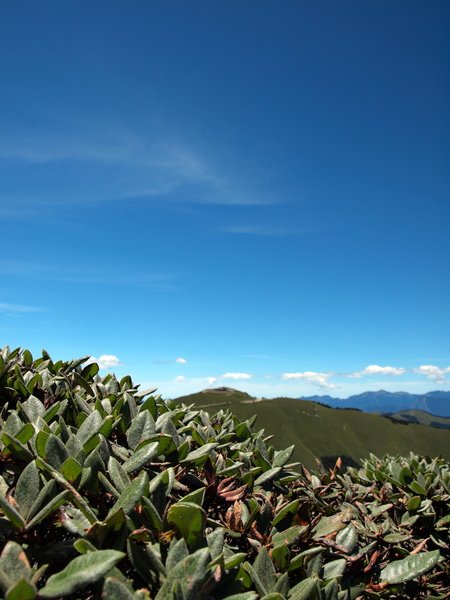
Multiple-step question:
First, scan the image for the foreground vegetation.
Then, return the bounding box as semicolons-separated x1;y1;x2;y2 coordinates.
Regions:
0;347;449;599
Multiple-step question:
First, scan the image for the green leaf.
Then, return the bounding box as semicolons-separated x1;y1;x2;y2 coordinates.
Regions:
312;513;347;539
60;457;83;483
107;457;131;492
154;548;210;600
436;514;450;528
166;538;189;572
206;528;224;561
181;442;218;463
223;595;258;600
26;480;58;522
182;487;205;506
384;532;412;543
288;548;323;573
35;459;98;524
0;495;26;530
409;480;427;496
44;401;66;424
122;442;159;473
99;415;116;438
5;578;36;600
323;580;338;600
98;472;120;497
35;430;50;458
273;499;300;526
45;434;69;470
380;550;440;584
73;538;99;555
21;396;45;423
0;542;32;588
76;411;103;445
134;387;157;399
335;523;357;554
126;411;155;451
59;506;92;536
22;349;33;365
288;577;318;599
1;432;33;461
83;433;101;455
167;502;206;547
25;490;69;530
39;550;125;598
272;445;295;467
72;372;95;398
254;467;282;486
321;558;346;581
272;525;308;547
224;553;247;569
106;471;149;519
271;544;290;572
407;495;422;510
102;577;135;599
141;496;163;531
126;540;155;584
253;547;276;594
81;362;99;379
14;461;41;519
16;422;35;444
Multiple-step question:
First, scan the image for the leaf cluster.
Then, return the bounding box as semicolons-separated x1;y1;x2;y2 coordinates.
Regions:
0;347;448;599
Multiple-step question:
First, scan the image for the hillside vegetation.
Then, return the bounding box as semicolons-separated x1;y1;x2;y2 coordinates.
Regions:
388;410;450;431
0;348;449;599
175;389;450;469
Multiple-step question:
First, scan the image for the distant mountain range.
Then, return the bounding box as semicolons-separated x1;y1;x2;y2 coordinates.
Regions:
302;390;450;417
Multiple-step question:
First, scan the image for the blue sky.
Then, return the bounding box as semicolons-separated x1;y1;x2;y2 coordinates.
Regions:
1;1;449;399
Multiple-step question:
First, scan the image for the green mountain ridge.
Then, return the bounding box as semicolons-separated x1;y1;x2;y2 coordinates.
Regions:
387;409;450;430
174;388;450;469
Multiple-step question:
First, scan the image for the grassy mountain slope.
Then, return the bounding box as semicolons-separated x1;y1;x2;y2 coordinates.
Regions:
175;388;450;468
388;409;450;430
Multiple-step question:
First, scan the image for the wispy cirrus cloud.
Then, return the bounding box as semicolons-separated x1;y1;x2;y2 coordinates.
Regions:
0;122;272;208
281;371;336;389
414;364;450;382
0;302;44;314
222;225;297;236
349;364;406;379
0;259;174;288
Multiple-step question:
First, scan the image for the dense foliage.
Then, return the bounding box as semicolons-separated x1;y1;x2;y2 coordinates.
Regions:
0;347;448;599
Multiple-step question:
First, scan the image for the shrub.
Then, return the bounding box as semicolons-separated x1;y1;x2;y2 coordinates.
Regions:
0;346;448;599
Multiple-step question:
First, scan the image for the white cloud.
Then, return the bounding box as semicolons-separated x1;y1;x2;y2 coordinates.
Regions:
414;365;450;382
350;364;406;378
176;357;187;364
174;375;186;382
88;355;122;369
207;377;217;386
221;372;252;380
0;302;44;313
281;371;336;389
